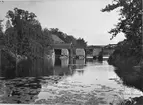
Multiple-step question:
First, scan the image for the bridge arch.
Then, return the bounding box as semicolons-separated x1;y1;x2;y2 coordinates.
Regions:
50;43;73;58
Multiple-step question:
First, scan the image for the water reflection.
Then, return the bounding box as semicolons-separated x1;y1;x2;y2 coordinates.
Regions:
114;66;143;92
53;57;72;76
72;59;86;70
0;57;142;104
0;56;87;78
86;58;103;65
114;66;143;104
16;57;32;77
0;77;41;104
43;56;55;76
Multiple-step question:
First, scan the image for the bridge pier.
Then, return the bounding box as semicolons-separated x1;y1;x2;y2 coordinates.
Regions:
0;48;1;76
68;49;73;58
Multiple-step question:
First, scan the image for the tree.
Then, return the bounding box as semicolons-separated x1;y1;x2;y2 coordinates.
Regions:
102;0;141;42
65;35;77;46
6;8;42;56
0;20;4;45
0;20;3;34
49;28;68;43
76;38;87;48
5;27;17;53
42;28;54;46
102;0;142;56
49;28;80;46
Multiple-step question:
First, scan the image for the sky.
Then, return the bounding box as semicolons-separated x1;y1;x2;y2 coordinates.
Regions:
0;0;125;45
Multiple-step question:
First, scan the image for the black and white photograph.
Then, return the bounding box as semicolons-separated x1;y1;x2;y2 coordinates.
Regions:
0;0;142;104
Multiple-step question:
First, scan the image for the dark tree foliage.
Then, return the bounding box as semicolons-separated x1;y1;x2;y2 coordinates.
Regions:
76;38;87;48
5;27;17;53
0;20;3;36
42;28;54;46
102;0;142;40
0;20;4;45
4;8;87;60
5;8;43;57
49;28;87;48
102;0;142;57
65;35;77;46
49;28;68;43
49;28;87;47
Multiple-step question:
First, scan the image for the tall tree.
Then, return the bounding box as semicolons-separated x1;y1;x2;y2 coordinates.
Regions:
6;8;42;56
102;0;141;40
102;0;142;56
42;28;54;46
0;20;3;34
0;20;4;45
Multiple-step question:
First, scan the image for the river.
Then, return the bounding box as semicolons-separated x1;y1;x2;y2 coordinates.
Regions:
0;57;142;104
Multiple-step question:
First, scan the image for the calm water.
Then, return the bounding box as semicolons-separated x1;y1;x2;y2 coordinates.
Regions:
0;57;142;104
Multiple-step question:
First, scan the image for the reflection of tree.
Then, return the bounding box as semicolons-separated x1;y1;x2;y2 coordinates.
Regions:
112;65;143;105
43;57;54;76
1;50;16;79
16;57;32;77
114;67;143;92
0;78;41;104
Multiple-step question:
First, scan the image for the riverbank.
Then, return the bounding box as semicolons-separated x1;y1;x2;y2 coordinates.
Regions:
108;49;141;67
107;46;143;105
108;47;143;90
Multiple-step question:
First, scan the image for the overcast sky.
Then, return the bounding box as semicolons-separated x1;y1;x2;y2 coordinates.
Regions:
0;0;125;45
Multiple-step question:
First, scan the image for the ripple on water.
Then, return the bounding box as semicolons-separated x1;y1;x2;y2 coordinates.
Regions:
0;60;143;104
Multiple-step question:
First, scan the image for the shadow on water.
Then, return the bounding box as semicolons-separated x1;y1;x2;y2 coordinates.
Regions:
53;57;73;76
0;77;41;104
1;55;143;104
0;56;80;79
114;65;143;104
72;58;86;69
0;56;73;103
86;58;103;65
71;58;87;75
0;50;16;79
0;56;89;104
114;67;143;92
54;57;88;76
